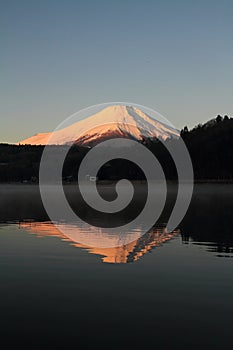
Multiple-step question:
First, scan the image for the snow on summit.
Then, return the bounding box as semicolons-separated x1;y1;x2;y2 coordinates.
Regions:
18;105;179;146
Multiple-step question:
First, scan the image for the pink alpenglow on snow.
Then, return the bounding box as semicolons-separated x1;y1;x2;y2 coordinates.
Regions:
18;105;179;146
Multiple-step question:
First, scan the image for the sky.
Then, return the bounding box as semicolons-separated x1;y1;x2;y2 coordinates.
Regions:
1;0;233;143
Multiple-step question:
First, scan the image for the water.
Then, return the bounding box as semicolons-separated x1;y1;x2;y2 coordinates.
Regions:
0;184;233;349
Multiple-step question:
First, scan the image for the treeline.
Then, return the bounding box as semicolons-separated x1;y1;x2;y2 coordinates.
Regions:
180;115;233;180
0;115;232;182
0;144;88;182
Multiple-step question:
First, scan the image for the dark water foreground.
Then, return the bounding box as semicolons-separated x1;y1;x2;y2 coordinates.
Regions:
0;184;233;349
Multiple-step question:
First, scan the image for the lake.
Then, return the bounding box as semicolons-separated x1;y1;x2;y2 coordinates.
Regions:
0;184;233;349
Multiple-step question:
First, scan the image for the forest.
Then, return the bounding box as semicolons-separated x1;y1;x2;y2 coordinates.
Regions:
0;115;232;182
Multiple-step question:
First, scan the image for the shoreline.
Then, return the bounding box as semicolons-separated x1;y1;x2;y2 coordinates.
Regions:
0;179;233;185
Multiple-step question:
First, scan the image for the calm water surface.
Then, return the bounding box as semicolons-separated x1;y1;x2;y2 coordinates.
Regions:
0;184;233;349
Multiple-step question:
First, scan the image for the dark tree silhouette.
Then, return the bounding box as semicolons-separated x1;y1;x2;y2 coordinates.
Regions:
1;115;233;182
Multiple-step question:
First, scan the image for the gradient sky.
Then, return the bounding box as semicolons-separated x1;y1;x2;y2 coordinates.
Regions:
1;0;233;143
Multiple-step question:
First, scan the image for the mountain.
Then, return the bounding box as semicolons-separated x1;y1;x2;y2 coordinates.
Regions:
18;105;179;146
1;114;233;182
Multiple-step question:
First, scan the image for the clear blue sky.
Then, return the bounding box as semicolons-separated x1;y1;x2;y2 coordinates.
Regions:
1;0;233;143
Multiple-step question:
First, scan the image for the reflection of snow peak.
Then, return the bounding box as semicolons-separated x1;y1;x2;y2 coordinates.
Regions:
20;221;179;264
18;105;179;146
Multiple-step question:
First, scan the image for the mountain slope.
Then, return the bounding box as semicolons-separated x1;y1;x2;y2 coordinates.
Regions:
18;105;179;146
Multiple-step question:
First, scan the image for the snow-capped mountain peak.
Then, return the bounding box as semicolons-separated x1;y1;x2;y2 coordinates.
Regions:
18;105;179;146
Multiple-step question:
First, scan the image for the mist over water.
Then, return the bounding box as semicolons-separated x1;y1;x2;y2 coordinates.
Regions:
0;184;233;348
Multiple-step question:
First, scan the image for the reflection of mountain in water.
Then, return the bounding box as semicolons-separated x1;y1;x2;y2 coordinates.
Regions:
19;221;179;263
2;184;233;260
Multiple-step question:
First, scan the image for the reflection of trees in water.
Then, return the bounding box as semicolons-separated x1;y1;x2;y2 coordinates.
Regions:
193;243;233;256
180;187;233;257
1;184;233;259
